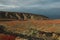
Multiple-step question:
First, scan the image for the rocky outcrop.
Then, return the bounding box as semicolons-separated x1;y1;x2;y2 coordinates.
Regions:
0;11;48;20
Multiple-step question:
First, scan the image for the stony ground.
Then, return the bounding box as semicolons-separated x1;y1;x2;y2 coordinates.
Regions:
0;20;60;40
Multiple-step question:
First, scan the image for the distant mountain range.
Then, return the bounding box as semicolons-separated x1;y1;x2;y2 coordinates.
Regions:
0;11;49;20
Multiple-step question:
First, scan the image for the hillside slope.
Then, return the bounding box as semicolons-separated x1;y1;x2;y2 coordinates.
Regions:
0;11;60;40
0;20;60;33
0;11;48;20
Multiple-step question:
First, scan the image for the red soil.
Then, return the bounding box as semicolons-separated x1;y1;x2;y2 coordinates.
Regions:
0;34;16;40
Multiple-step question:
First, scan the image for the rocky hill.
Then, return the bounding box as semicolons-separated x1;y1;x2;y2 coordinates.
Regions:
0;11;48;20
1;11;59;40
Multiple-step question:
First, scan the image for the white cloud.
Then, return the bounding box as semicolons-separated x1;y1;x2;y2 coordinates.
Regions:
0;4;19;11
0;5;19;8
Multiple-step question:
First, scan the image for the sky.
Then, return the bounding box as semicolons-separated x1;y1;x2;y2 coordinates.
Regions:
0;0;60;19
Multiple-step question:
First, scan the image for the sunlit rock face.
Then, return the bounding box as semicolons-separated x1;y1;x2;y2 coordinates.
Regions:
0;11;48;20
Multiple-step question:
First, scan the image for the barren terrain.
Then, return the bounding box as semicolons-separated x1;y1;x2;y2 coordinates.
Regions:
0;20;60;33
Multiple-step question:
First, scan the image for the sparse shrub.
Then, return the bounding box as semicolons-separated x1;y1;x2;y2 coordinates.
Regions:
0;25;6;33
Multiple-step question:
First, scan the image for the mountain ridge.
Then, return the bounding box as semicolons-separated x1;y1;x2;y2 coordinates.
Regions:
0;11;49;20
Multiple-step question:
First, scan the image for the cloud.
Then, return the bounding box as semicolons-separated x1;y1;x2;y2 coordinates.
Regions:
0;0;60;11
0;4;19;11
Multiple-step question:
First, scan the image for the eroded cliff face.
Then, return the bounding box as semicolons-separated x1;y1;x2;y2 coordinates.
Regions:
0;11;48;20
